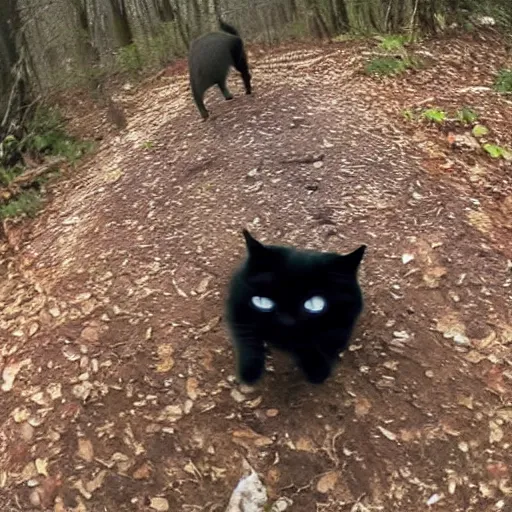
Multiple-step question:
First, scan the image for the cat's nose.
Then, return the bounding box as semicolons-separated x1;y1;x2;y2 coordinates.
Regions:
278;313;296;326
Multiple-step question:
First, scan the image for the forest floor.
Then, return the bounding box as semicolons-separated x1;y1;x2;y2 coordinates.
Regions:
1;30;512;512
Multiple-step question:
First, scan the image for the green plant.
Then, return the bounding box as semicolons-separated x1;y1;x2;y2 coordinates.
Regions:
494;69;512;93
378;35;408;52
472;124;489;137
483;143;512;159
116;43;143;73
25;106;93;162
141;141;154;150
402;109;415;121
422;108;447;124
365;56;418;76
456;107;479;124
0;190;42;219
0;165;24;186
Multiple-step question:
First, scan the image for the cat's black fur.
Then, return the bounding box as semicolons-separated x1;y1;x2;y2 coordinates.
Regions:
188;19;252;120
225;230;366;385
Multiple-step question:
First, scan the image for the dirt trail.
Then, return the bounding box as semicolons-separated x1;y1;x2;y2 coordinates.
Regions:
1;36;512;512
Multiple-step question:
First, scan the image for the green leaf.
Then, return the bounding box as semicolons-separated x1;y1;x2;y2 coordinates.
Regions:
456;107;479;124
482;143;511;159
472;124;489;138
422;108;447;124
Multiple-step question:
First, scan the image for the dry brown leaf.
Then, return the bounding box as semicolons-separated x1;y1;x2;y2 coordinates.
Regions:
133;463;152;480
489;421;504;444
316;471;338;493
1;358;32;392
155;344;174;373
232;428;273;450
77;438;94;462
85;470;107;493
457;395;474;410
423;266;447;288
80;325;100;343
465;350;487;364
35;458;49;477
150;497;170;511
377;426;397;441
296;437;315;452
157;404;183;423
186;377;199;400
354;397;372;417
467;210;493;235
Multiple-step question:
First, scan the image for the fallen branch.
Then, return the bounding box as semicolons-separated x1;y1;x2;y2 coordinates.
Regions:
0;156;66;204
280;153;324;165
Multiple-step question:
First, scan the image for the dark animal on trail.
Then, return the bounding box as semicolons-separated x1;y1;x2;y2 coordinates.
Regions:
225;230;366;385
188;19;252;120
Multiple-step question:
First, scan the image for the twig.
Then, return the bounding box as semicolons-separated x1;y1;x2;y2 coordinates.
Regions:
280;153;324;164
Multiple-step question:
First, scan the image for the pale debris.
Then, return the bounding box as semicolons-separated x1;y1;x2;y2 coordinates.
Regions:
225;460;268;512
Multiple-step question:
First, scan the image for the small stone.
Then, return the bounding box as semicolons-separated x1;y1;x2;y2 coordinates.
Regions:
266;409;279;417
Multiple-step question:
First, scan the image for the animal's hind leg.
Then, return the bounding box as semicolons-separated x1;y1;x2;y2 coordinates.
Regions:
191;82;209;120
217;81;234;100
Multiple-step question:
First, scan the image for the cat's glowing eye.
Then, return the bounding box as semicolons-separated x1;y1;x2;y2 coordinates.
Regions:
304;296;326;313
251;296;275;312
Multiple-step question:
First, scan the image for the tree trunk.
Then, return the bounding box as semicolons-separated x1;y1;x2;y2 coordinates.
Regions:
0;0;27;140
111;0;134;47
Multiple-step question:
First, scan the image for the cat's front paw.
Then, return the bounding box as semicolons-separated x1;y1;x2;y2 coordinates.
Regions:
238;358;265;385
303;363;332;384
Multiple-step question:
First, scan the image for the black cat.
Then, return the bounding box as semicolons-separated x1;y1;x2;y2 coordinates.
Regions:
188;19;252;120
225;230;366;385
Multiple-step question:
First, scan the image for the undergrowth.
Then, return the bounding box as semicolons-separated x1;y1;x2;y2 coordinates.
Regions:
365;35;422;77
0;105;93;220
494;68;512;93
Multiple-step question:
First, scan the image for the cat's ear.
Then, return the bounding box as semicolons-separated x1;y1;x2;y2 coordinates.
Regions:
242;229;268;258
330;244;366;272
344;245;366;269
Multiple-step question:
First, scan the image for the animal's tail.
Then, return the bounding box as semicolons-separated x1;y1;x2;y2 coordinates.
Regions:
218;18;240;37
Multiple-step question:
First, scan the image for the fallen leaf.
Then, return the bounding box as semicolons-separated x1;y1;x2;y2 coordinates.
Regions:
72;381;93;401
316;471;338;493
296;437;315;452
1;358;32;391
104;168;124;184
133;463;151;480
427;493;443;505
354;397;372;417
225;462;267;512
467;211;493;235
232;428;273;450
231;389;246;403
423;266;447;288
186;377;199;400
402;253;414;264
80;325;100;343
436;313;469;344
465;350;487;364
157;404;183;423
489;421;504;444
85;470;107;493
77;438;94;462
457;395;474;410
155;345;174;373
35;458;49;477
377;426;397;441
150;497;170;511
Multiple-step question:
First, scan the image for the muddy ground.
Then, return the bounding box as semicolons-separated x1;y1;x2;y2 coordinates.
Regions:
1;30;512;512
